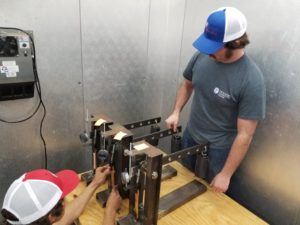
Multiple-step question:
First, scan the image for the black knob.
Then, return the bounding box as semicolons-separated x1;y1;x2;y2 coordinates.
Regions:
97;149;109;166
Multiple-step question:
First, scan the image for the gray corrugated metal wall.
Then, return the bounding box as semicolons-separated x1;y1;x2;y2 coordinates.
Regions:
0;0;88;209
1;1;300;224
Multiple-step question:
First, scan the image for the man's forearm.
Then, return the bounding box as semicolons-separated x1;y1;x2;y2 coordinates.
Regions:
172;80;193;114
221;119;258;178
210;119;258;192
220;133;253;177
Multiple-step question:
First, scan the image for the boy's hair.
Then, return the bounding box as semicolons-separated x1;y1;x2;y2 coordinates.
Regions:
1;169;79;224
1;199;64;225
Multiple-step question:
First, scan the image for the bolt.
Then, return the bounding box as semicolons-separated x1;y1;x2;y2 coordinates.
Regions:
152;171;158;179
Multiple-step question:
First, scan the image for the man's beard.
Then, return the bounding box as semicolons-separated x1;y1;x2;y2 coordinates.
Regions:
225;48;234;58
209;48;233;60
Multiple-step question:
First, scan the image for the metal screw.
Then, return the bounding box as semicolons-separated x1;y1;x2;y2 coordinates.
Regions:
152;171;158;179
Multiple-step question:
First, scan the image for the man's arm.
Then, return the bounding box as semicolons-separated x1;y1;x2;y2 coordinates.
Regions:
53;166;111;225
210;118;258;192
165;79;193;131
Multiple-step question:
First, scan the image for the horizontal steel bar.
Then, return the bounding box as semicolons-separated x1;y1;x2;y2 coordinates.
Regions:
123;117;161;130
133;126;182;142
162;144;207;165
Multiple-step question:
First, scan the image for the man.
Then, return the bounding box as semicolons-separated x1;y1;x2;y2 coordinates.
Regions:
166;7;266;193
1;166;121;225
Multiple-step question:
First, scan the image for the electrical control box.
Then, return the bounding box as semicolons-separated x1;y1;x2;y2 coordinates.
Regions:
0;29;35;101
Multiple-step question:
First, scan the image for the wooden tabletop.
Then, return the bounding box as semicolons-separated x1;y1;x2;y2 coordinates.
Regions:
66;162;268;225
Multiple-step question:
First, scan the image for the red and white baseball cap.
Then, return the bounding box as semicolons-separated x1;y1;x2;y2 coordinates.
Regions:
2;169;80;224
193;7;247;54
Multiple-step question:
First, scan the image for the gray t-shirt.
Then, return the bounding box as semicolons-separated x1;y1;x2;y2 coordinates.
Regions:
183;52;266;148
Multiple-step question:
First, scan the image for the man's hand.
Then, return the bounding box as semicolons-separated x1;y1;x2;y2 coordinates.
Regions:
210;172;231;193
165;112;180;132
92;166;111;187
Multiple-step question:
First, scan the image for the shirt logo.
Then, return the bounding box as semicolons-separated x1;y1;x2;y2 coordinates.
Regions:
213;87;220;94
213;87;231;100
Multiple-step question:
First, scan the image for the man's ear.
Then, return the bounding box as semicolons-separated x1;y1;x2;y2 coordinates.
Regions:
48;213;59;224
234;40;241;45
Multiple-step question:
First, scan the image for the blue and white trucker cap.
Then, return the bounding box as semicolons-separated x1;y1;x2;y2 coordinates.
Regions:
193;7;247;54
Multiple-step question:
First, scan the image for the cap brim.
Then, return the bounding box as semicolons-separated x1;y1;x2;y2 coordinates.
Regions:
193;34;224;55
56;170;80;198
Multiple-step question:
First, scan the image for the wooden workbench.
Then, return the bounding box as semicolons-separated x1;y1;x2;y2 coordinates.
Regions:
67;162;268;225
